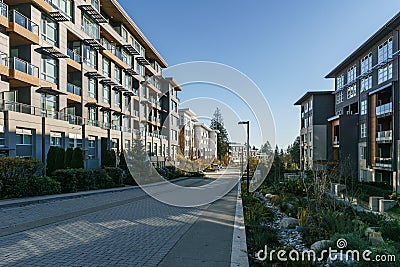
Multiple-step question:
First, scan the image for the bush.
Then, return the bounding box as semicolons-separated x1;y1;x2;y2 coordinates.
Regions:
0;157;44;198
71;147;84;169
46;146;58;175
380;220;400;242
104;167;124;185
102;150;116;168
8;176;61;198
65;148;73;168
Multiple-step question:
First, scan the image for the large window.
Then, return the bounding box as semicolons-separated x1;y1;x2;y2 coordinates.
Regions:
378;37;393;64
88;78;97;99
102;85;110;104
82;14;99;39
347;65;356;83
360;76;372;92
378;63;393;84
336;91;343;104
88;135;97;159
88;106;97;121
41;94;58;118
16;128;33;158
347;84;356;99
361;100;367;115
42;15;58;46
103;111;110;126
114;91;121;108
51;0;73;20
360;146;367;160
41;56;58;84
83;45;97;69
102;58;110;77
114;66;122;84
69;134;82;148
361;53;372;74
50;132;63;147
91;0;100;11
124;96;131;112
0;131;4;147
125;74;132;89
336;74;344;90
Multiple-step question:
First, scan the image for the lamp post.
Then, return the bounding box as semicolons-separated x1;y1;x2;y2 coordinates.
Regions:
238;121;250;193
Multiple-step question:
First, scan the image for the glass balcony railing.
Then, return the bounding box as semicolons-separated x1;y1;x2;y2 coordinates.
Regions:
376;103;392;116
0;2;8;18
67;83;82;96
67;49;82;63
9;57;39;77
10;10;39;35
0;51;7;66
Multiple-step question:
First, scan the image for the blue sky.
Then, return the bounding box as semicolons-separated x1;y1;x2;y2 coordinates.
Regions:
119;0;400;149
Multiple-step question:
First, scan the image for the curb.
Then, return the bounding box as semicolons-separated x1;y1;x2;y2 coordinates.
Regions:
230;182;249;267
0;176;192;209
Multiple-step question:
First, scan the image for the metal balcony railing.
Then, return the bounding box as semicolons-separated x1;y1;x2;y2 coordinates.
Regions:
67;48;82;63
376;103;392;116
10;10;39;35
376;130;392;142
67;83;82;96
375;157;392;168
9;57;39;77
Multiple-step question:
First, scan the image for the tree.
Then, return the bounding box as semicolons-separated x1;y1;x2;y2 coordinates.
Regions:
46;146;58;175
127;135;152;183
210;108;230;162
102;150;116;168
71;147;84;169
65;148;73;168
288;136;300;168
54;147;65;171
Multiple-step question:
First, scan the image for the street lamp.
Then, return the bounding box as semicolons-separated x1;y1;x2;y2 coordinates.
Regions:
238;121;250;193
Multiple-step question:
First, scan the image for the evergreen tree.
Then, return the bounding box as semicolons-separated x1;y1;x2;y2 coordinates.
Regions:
210;108;230;161
102;150;116;167
71;147;84;169
288;136;300;168
54;147;65;171
65;147;73;168
46;146;58;175
128;135;151;182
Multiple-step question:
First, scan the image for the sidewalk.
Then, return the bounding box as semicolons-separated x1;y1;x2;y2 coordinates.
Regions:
158;182;249;267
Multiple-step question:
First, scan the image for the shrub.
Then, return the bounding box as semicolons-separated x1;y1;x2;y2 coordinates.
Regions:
104;167;124;185
380;220;400;242
71;147;84;169
46;146;58;175
8;176;61;198
54;147;65;171
102;150;116;168
65;148;73;168
0;157;44;198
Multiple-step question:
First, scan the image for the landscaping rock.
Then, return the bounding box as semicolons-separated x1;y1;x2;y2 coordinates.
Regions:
279;217;298;229
327;252;357;266
310;240;332;251
369;232;384;246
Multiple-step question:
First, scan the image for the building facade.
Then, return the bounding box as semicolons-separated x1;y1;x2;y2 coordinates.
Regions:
294;91;335;171
0;0;180;168
178;108;197;159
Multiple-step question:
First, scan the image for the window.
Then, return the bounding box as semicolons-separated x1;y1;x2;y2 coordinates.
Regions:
154;143;158;156
0;131;4;147
172;130;178;141
42;15;58;46
347;65;356;83
147;142;151;155
361;53;372;74
360;76;372;92
51;0;73;20
16;128;33;158
88;106;97;121
121;27;128;42
125;140;130;150
91;0;100;11
125;74;132;89
336;91;343;104
347;84;357;99
103;111;110;126
88;78;97;99
41;56;58;84
361;100;367;115
102;85;110;103
360;170;368;182
360;123;367;138
360;146;367;160
114;91;121;108
141;86;147;98
82;14;99;39
124;96;131;112
124;116;131;130
378;63;392;84
103;58;110;77
309;99;312;111
83;45;97;69
114;66;122;84
68;134;82;148
88;136;97;159
141;103;147;117
336;74;345;90
41;94;58;118
50;132;63;147
378;37;393;64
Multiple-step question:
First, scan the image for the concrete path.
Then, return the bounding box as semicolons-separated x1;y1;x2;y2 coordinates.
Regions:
0;169;248;266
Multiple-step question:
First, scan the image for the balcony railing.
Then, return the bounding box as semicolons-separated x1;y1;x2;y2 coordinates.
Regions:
150;98;160;106
9;57;39;77
0;2;8;18
67;49;82;63
376;103;392;117
10;10;39;35
375;157;392;169
0;51;7;66
67;83;82;96
376;130;392;142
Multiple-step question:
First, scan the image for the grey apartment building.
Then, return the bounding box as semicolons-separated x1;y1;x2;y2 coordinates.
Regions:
294;91;335;171
296;11;400;193
0;0;182;168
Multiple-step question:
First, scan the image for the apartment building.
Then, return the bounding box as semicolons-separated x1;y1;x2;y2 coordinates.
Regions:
0;0;178;168
178;108;197;159
194;123;218;161
326;13;400;192
229;142;245;165
294;91;335;171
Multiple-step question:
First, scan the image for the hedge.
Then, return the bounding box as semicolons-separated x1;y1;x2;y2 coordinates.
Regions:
6;176;61;198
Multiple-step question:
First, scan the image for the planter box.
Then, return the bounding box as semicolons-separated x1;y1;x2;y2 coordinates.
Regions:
379;199;397;213
369;196;384;211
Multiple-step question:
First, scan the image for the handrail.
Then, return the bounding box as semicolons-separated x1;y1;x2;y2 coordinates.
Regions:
67;83;82;96
9;57;39;77
67;48;82;63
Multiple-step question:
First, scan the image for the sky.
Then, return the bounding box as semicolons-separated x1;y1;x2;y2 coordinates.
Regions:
118;0;400;149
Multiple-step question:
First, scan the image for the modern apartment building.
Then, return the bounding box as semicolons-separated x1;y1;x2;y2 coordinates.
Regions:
229;142;245;165
295;11;400;193
178;108;197;159
294;91;335;171
0;0;179;168
194;123;218;161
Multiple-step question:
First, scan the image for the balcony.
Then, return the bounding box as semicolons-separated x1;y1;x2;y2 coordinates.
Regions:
9;57;39;87
376;103;392;117
0;2;8;28
0;51;8;76
376;130;392;143
4;0;52;14
7;10;39;45
101;38;128;69
375;157;392;169
66;49;82;71
67;83;82;102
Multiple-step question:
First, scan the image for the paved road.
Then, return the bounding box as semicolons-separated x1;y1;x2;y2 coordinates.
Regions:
0;169;242;266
